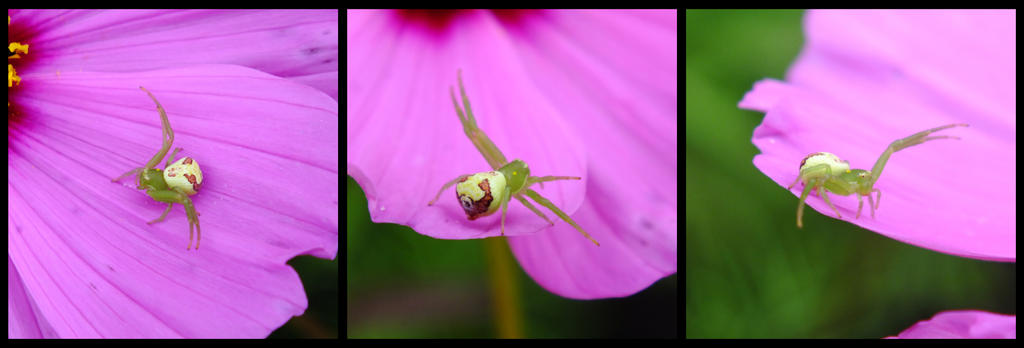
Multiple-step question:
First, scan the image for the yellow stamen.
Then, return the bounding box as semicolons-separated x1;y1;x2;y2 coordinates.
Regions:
8;15;30;90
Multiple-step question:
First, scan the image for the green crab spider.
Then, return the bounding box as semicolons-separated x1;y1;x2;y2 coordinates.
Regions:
113;86;204;250
428;70;599;246
787;123;968;228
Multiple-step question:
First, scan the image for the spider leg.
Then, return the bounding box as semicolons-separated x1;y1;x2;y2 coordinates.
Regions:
499;185;510;236
527;175;580;186
869;189;880;218
139;86;175;170
868;124;967;187
164;147;184;168
451;70;509;170
513;195;555;225
147;203;174;224
796;178;816;228
428;174;472;206
856;194;864;219
181;197;200;250
522;189;599;246
787;175;802;190
113;167;143;183
817;183;841;218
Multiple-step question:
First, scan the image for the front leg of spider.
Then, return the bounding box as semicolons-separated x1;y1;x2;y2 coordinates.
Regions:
428;70;599;246
113;87;204;250
788;124;967;228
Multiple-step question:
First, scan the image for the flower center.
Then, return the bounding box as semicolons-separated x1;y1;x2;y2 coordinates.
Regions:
8;15;30;107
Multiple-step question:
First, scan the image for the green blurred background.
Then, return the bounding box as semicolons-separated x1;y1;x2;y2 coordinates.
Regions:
268;255;338;338
685;10;1014;338
347;177;677;338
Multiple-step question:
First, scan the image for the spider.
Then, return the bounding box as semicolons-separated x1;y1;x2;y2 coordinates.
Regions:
428;71;599;246
787;123;967;228
113;87;204;249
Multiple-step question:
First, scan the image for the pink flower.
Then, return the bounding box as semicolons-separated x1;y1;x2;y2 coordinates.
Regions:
740;10;1013;339
347;10;677;299
9;10;338;338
